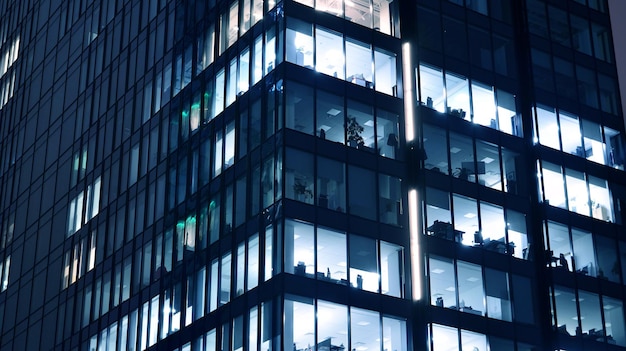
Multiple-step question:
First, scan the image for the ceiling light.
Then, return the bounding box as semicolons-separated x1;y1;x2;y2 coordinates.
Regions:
327;108;341;116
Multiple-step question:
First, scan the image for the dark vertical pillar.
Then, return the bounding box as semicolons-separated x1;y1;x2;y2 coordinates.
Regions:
511;0;554;350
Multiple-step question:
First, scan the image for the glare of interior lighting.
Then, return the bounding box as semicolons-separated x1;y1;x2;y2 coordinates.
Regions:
408;189;422;301
402;42;415;142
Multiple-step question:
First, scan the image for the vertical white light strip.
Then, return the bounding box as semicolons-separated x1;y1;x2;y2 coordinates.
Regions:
408;189;422;301
402;42;415;142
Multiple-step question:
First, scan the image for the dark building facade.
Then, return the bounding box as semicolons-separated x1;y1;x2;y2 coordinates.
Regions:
0;0;625;350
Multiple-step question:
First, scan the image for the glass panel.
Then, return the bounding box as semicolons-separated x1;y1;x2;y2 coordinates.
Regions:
317;0;343;16
621;241;626;284
264;226;273;281
294;0;313;7
582;119;604;164
248;234;259;289
382;316;407;351
345;0;372;27
461;329;487;351
468;26;492;71
592;23;613;62
419;64;445;113
423;124;448;175
214;69;225;117
318;301;348;349
578;291;602;339
571;228;595;276
234;315;244;351
316;27;344;79
475;141;502;191
589;176;613;222
449;132;474;182
546;221;573;271
317;90;345;144
346;39;373;89
425;187;452;235
348;166;376;219
431;324;458;351
531;49;554;91
485;268;511;321
541;162;565;208
249;307;259;351
553;286;577;336
347;100;374;150
241;0;252;35
316;156;346;212
377;109;399;159
374;48;396;95
479;202;508;254
380;241;403;297
570;15;592;55
535;105;560;149
261;301;273;351
373;0;394;35
252;0;263;25
317;227;348;283
548;6;570;47
506;210;528;260
457;261;485;316
239;49;250;94
471;82;496;128
565;169;589;216
489;337;514;351
210;259;218;312
350;307;380;351
512;275;534;324
284;297;315;351
286;18;313;68
285;81;314;135
261;156;274;208
349;235;379;292
378;174;401;226
445;72;470;120
227;58;237;106
236;243;245;296
577;65;599;109
285;148;314;204
496;89;521;136
453;195;478;245
225;122;235;168
559;112;583;156
227;2;240;48
605;126;625;170
603;297;626;346
595;236;620;283
286;220;315;276
253;36;263;84
220;253;231;305
429;256;457;309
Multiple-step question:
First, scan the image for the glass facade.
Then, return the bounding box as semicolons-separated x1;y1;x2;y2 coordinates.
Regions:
0;0;625;351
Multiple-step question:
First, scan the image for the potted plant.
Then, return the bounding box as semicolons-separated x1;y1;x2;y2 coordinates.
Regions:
293;178;313;202
346;117;364;148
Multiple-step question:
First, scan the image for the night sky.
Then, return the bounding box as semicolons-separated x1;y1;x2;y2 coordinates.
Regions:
609;0;626;125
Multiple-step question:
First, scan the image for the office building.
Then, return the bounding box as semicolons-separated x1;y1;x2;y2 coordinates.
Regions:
0;0;625;350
